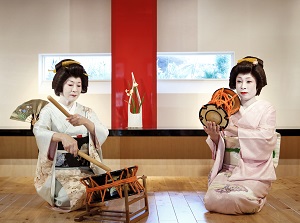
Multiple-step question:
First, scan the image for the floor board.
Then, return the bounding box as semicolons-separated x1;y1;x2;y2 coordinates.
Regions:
0;176;299;223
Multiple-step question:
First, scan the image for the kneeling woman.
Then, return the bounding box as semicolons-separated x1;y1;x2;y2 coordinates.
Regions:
33;59;109;211
203;56;277;214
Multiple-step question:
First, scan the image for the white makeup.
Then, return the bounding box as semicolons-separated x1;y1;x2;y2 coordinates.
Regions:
59;77;82;108
236;73;257;107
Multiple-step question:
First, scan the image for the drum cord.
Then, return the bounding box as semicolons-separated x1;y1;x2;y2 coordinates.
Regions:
80;166;144;204
208;88;239;116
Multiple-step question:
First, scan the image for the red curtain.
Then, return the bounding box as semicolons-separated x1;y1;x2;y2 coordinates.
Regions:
111;0;157;129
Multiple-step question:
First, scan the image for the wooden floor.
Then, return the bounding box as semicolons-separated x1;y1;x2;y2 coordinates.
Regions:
0;176;300;223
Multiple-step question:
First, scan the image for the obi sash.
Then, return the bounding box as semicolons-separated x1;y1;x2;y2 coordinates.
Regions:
224;136;240;166
55;135;90;168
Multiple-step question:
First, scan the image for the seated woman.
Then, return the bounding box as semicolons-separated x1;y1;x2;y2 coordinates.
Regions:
33;59;109;211
203;56;277;214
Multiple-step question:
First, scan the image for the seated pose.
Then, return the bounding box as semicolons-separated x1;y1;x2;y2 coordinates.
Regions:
203;56;277;214
33;59;109;211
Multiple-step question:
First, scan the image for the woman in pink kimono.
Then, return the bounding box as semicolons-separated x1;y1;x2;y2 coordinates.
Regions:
203;56;277;214
33;59;109;211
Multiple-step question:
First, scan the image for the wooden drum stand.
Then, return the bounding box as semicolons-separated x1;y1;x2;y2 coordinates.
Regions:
74;171;149;223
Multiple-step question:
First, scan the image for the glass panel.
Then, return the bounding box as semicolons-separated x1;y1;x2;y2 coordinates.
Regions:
39;52;233;81
157;52;233;79
40;54;111;81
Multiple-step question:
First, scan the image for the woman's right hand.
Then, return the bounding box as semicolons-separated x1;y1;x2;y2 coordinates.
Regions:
53;133;78;157
60;134;78;156
203;121;220;145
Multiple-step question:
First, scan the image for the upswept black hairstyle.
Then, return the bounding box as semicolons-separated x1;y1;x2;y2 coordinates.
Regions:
52;59;88;96
229;56;267;96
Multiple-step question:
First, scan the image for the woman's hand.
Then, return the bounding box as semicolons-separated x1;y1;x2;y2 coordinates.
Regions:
60;133;78;156
66;114;87;126
67;114;96;138
203;121;220;145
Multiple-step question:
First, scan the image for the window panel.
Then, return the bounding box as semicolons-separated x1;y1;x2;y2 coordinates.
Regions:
39;52;234;94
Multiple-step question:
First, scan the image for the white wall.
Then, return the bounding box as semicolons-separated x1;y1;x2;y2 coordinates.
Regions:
0;0;111;128
1;0;299;129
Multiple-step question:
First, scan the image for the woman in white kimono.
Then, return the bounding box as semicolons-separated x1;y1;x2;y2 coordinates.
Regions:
33;59;109;211
203;56;277;214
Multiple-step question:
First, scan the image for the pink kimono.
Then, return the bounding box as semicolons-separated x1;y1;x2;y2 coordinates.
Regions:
204;100;277;214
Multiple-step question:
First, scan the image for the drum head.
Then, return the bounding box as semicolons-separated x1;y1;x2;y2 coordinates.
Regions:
199;104;229;129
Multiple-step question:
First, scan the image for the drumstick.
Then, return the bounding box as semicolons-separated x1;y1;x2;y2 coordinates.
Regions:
47;95;71;117
47;95;111;172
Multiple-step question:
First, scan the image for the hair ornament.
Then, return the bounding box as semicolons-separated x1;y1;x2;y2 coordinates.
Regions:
62;60;88;76
237;58;258;65
48;60;82;74
62;60;81;67
48;60;89;75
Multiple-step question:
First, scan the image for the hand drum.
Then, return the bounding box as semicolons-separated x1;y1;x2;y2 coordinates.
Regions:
199;88;240;129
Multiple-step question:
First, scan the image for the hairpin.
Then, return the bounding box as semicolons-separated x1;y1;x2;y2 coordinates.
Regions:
62;60;81;67
237;58;258;65
48;60;89;76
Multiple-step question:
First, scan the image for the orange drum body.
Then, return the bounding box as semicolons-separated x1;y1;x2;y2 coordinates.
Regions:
199;88;240;129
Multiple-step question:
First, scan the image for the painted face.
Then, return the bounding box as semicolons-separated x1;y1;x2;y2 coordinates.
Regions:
61;77;82;103
235;73;257;105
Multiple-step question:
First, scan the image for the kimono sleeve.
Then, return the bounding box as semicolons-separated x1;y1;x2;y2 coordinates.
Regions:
238;103;277;161
206;135;226;185
33;105;57;157
86;109;109;147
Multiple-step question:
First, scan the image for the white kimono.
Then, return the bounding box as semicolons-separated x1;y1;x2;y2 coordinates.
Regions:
204;100;277;214
33;102;109;211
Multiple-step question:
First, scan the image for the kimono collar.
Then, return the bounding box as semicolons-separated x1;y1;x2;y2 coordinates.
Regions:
59;102;77;115
240;100;259;114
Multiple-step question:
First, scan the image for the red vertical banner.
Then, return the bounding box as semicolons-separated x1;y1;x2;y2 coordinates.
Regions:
111;0;157;129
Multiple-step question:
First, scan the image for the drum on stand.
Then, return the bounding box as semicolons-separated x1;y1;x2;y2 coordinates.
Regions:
80;166;144;203
75;166;149;222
